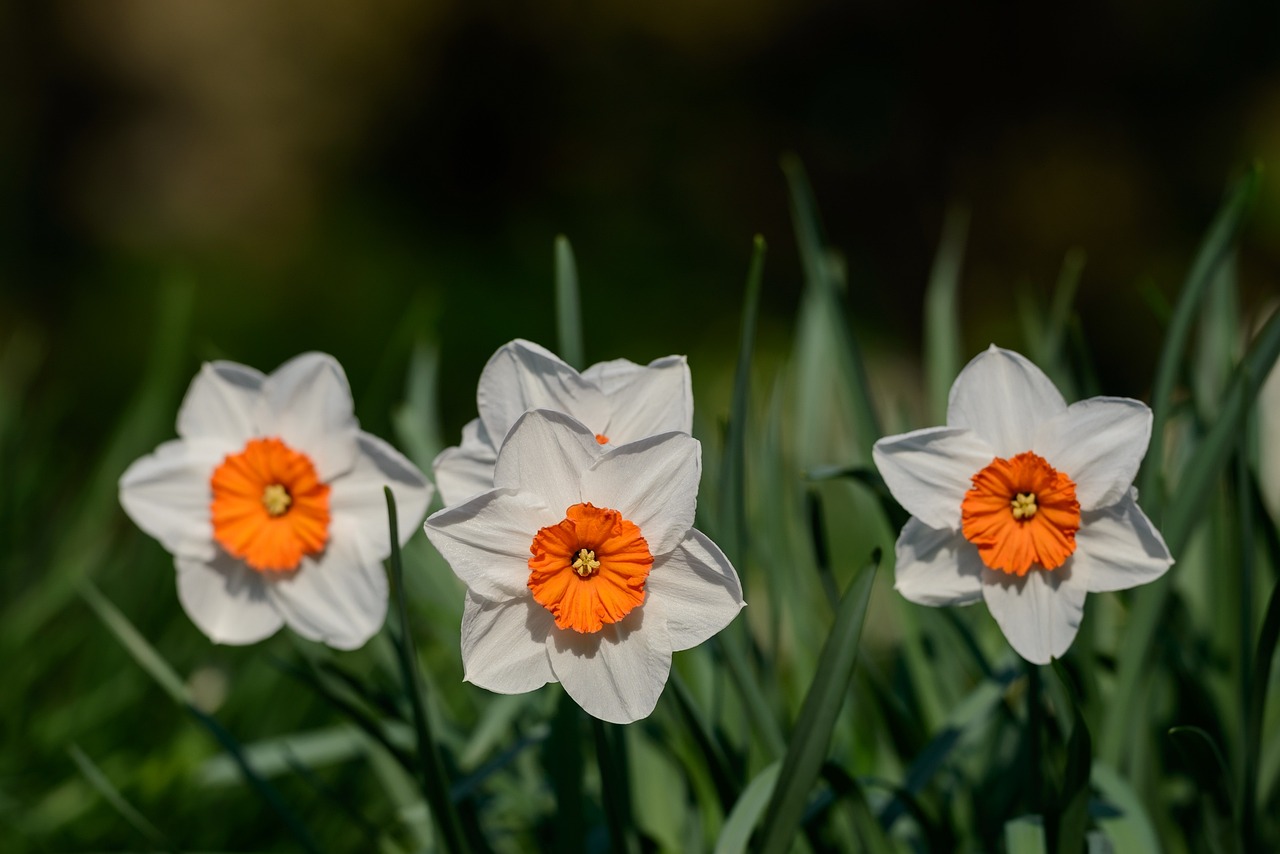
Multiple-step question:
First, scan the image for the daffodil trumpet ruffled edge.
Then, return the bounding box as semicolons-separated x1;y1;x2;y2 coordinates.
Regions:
871;345;1174;665
423;408;744;724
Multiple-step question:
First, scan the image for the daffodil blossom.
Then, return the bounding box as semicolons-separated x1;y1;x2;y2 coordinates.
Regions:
432;339;692;506
872;345;1173;664
119;353;434;650
423;409;744;723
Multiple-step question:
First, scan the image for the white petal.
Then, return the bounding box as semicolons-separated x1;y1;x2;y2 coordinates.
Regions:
872;426;995;531
254;353;359;481
981;566;1087;664
330;432;434;556
582;432;700;557
546;605;672;724
585;356;694;441
433;418;498;507
266;521;388;650
423;488;556;601
1073;494;1173;593
1034;398;1152;511
947;346;1068;457
176;361;264;445
645;529;744;651
892;518;986;606
492;409;598;515
176;551;284;645
119;439;224;561
476;339;608;447
460;592;557;693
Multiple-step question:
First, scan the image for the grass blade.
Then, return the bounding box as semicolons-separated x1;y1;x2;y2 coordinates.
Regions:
555;235;584;369
545;692;587;854
79;579;321;853
1142;163;1261;520
77;580;189;705
67;743;172;851
756;551;880;854
719;235;766;568
1102;249;1280;769
924;205;969;423
714;762;781;854
781;153;882;459
1091;763;1161;853
592;717;638;854
1049;662;1093;854
1005;815;1048;854
385;487;472;854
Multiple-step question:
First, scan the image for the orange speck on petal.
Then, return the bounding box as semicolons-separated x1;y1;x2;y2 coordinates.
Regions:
528;503;653;633
961;451;1080;576
210;437;330;572
595;433;609;445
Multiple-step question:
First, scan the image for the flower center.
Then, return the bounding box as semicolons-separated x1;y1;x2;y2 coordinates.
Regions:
528;502;653;633
1010;492;1037;519
210;437;331;573
262;483;292;516
960;451;1080;576
572;548;601;576
594;433;609;445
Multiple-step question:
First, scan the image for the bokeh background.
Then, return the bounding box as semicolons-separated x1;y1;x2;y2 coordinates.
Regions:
4;1;1280;440
4;3;1280;850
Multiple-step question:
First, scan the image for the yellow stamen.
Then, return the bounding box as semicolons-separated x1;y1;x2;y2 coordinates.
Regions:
1010;492;1038;520
262;483;293;517
572;548;601;577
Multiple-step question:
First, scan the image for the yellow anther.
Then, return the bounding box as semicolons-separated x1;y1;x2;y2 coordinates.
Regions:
1010;492;1038;520
572;548;601;577
262;483;293;516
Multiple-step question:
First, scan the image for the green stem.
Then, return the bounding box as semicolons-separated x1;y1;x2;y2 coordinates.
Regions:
385;488;471;854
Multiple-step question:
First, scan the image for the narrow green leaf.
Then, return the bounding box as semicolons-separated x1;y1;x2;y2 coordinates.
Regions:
880;671;1013;830
1169;726;1237;817
1163;305;1280;555
719;235;766;568
714;762;781;854
1091;763;1161;854
391;339;445;475
67;743;172;851
1142;163;1261;519
1005;815;1049;854
77;580;189;705
79;577;325;851
385;488;472;854
545;692;587;854
555;235;584;369
593;717;639;854
1192;253;1240;418
667;669;740;811
1049;662;1093;854
924;205;968;423
781;153;882;460
756;552;880;854
188;703;324;854
1103;289;1280;768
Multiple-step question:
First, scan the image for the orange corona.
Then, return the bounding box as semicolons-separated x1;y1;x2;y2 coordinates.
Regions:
528;502;653;633
960;451;1080;576
210;437;330;572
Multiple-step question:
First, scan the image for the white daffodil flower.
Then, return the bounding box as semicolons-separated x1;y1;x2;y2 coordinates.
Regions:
119;353;433;650
872;345;1173;664
432;339;692;506
423;409;744;724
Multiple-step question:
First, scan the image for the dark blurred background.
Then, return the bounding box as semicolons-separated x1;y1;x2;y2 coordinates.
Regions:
2;0;1279;441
